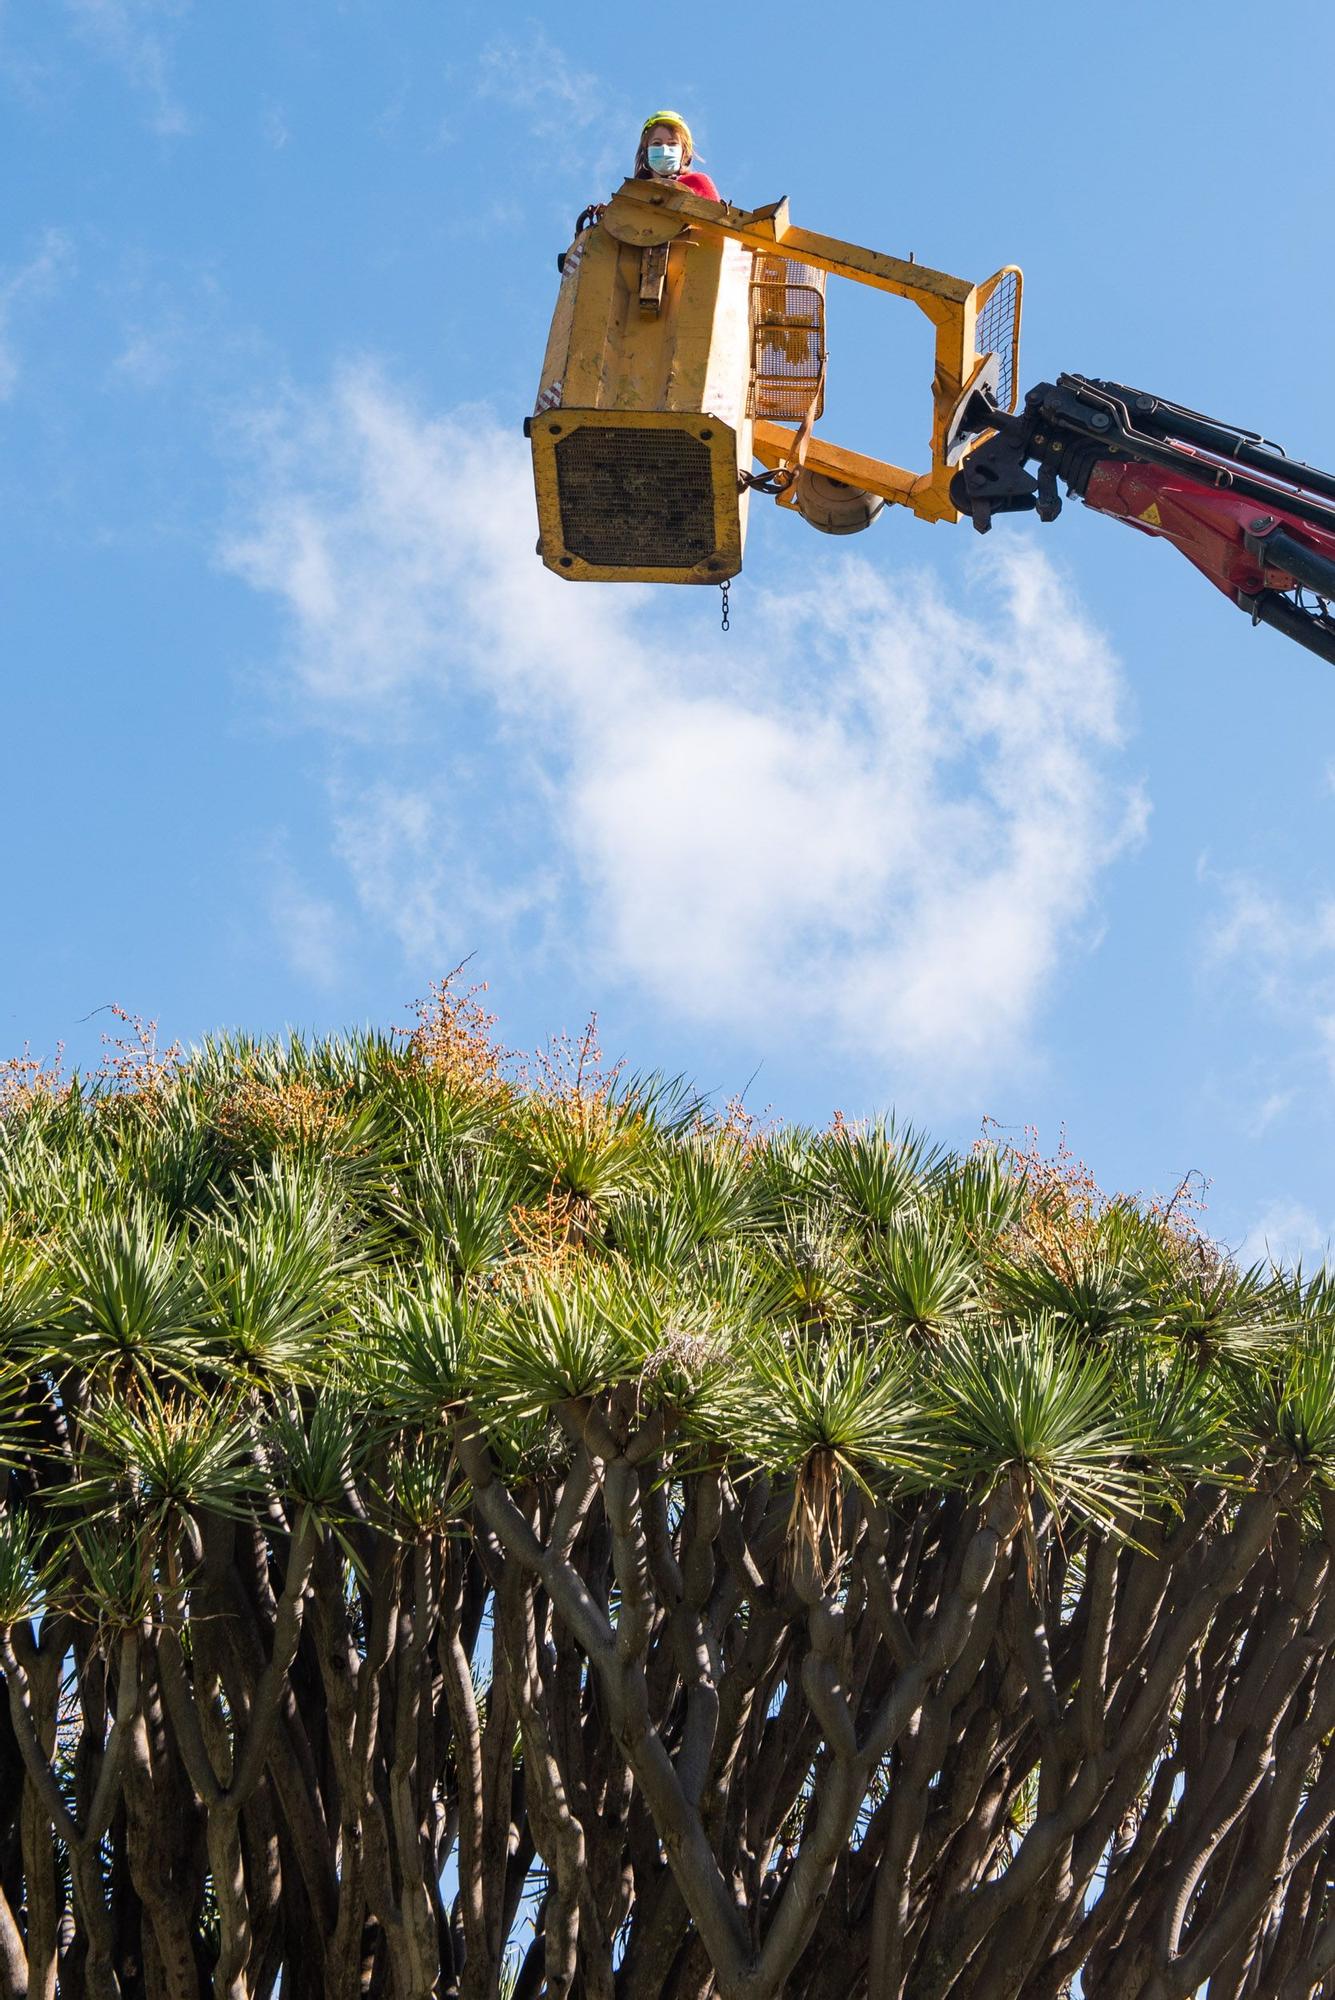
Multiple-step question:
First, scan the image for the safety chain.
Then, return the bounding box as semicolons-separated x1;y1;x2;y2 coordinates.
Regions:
736;366;824;500
719;580;731;633
738;467;796;497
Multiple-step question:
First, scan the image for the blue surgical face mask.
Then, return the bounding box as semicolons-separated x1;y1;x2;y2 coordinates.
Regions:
647;143;683;175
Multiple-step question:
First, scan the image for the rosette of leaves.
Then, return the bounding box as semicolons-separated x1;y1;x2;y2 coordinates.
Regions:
818;1118;942;1237
858;1212;982;1340
928;1314;1143;1534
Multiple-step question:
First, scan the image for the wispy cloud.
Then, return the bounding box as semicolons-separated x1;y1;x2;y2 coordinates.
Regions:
64;0;190;136
261;101;290;151
330;783;559;966
1236;1198;1333;1273
1248;1088;1295;1137
103;261;234;396
266;868;344;991
222;364;1142;1095
0;230;74;401
1207;869;1335;1082
1208;875;1335;984
110;324;181;390
0;2;55;97
472;25;635;193
475;26;603;132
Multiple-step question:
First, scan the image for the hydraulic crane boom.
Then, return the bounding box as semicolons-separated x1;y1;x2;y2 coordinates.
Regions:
530;179;1335;673
950;376;1335;668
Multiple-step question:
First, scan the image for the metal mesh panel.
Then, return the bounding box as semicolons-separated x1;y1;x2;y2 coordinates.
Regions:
750;255;826;421
976;268;1021;413
555;427;716;568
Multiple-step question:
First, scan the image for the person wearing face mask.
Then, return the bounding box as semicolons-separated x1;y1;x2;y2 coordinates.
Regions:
634;111;721;202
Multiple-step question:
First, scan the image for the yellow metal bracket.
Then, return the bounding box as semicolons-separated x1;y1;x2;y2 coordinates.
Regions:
607;180;1021;526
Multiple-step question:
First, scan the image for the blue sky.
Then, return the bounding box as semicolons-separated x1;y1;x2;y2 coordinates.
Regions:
6;0;1335;1263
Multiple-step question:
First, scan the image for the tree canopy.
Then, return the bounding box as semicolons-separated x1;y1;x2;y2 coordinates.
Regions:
1;991;1334;2000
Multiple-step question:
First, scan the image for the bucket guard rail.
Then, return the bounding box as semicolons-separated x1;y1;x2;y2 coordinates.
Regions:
604;179;1022;527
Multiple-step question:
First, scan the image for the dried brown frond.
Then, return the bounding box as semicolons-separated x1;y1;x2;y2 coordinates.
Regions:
787;1445;846;1590
637;1325;718;1397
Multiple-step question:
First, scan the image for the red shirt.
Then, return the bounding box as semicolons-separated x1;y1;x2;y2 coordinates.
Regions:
677;169;721;202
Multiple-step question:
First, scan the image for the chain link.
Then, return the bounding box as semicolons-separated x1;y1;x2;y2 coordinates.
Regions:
738;467;796;497
719;579;731;633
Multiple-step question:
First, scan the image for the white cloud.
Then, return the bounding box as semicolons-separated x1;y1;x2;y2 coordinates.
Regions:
0;231;74;402
266;869;343;991
328;784;558;969
470;26;633;194
475;28;603;132
1248;1088;1295;1137
0;4;54;96
104;265;229;393
1208;876;1335;981
64;0;190;136
1207;870;1335;1083
221;364;1142;1094
1236;1199;1333;1273
262;102;290;151
111;324;179;389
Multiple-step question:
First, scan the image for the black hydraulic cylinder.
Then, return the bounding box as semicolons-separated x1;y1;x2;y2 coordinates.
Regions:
1258;527;1335;603
1161;417;1335;505
1244;590;1335;670
1092;382;1335;510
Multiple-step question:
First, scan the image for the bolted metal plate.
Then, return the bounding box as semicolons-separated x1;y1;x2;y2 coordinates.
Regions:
555;426;716;569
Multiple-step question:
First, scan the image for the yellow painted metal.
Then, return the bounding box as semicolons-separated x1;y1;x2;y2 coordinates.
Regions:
531;410;747;584
531;178;1021;575
752;423;921;506
612;182;973;309
974;264;1024;414
532;192;753;582
600;181;1017;525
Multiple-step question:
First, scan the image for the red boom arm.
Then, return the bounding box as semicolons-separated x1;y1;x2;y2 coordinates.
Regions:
950;377;1335;668
1081;457;1315;606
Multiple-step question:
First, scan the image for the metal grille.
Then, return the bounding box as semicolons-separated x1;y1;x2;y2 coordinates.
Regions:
976;267;1022;413
750;255;826;421
554;427;716;568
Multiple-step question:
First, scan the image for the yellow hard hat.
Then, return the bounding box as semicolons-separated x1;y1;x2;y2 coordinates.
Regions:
641;109;693;154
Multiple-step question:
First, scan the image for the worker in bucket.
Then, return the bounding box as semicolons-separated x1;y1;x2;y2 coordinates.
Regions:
634;111;720;202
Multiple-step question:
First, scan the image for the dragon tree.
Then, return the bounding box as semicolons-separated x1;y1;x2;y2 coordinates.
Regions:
1;991;1334;1999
